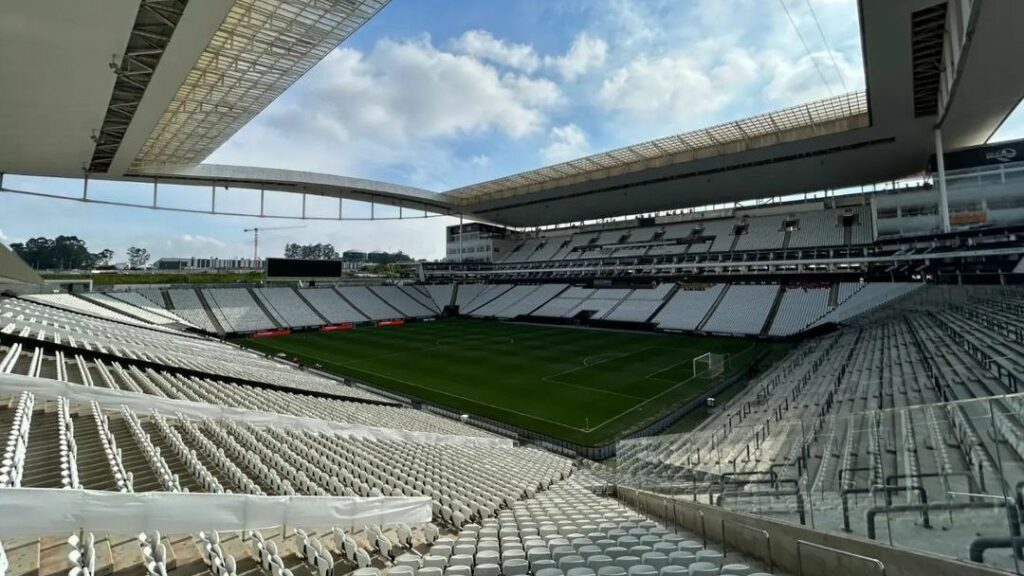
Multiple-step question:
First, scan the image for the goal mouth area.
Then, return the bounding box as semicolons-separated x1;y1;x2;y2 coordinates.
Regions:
693;352;726;378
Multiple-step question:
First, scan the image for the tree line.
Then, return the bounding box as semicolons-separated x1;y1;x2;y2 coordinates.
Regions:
9;236;150;269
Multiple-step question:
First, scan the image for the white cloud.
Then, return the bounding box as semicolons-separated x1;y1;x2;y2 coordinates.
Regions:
598;53;751;126
451;30;539;72
210;36;564;189
0;228;7;244
761;50;861;104
541;124;589;163
545;33;608;81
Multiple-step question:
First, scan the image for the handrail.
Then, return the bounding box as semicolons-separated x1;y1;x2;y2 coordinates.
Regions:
796;540;885;576
720;518;772;574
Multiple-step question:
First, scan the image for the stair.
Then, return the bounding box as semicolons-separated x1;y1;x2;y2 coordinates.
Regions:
105;416;163;492
140;421;203;493
161;290;174;310
760;285;787;337
828;283;840;308
194;289;226;336
696;284;731;331
20;409;62;488
247;288;284;330
72;413;122;491
782;229;792;250
293;287;330;325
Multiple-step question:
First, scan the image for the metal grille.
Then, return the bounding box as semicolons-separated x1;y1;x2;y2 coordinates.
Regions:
447;91;868;204
90;0;189;173
132;0;388;169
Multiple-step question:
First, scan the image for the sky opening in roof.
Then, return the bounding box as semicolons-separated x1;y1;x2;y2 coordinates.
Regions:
208;0;867;193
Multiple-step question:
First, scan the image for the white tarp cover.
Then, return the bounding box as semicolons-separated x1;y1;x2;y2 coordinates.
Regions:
0;374;512;448
0;487;431;539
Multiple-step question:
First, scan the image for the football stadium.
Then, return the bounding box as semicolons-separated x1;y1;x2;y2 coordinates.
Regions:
2;1;1024;576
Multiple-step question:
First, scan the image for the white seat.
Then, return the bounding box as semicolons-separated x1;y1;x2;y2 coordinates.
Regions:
693;551;722;568
473;564;500;576
627;565;657;576
686;562;718;576
720;565;752;576
502;559;529;576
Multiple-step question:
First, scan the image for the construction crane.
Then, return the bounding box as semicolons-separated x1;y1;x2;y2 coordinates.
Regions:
243;225;305;261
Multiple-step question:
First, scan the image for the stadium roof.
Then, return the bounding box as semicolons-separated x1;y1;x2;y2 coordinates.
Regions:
0;0;387;176
2;0;1024;227
447;92;870;204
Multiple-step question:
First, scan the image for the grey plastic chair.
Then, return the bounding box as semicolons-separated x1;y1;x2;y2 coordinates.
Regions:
502;559;529;576
686;562;718;576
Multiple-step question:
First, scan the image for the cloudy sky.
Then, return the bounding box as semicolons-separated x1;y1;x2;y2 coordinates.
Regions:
2;0;1023;263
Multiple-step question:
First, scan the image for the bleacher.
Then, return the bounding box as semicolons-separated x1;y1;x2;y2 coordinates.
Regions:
766;286;830;336
299;287;369;324
165;288;221;333
0;285;788;576
369;286;435;318
605;285;1024;570
335;287;402;321
701;285;779;335
254;287;323;328
651;285;725;331
203;288;274;332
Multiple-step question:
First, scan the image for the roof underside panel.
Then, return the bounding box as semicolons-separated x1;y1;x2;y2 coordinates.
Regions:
132;0;388;169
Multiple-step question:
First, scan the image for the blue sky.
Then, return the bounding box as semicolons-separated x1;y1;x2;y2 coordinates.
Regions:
2;0;1023;263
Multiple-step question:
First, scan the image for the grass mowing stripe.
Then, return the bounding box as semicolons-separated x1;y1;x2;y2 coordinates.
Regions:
239;318;778;446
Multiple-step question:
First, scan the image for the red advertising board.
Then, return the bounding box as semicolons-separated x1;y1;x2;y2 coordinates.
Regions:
377;319;405;327
320;323;355;332
251;328;292;338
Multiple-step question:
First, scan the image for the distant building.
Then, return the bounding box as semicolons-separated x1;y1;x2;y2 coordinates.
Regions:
153;257;262;271
446;222;511;263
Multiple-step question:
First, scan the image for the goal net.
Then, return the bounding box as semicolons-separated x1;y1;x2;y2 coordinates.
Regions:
693;352;725;378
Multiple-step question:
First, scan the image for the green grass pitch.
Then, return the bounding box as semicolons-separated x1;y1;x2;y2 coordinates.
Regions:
240;318;773;446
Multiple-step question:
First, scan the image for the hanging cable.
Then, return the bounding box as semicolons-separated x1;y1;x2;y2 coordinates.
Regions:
804;0;849;92
778;0;834;96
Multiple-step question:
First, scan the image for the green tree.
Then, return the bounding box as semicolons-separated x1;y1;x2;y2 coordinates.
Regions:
126;246;151;268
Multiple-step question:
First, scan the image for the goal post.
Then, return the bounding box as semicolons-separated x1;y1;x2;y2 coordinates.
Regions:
693;352;726;378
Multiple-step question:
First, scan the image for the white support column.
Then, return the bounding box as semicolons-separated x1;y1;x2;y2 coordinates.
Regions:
935;128;951;233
